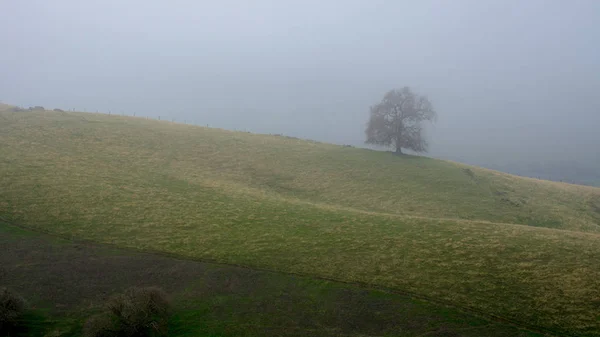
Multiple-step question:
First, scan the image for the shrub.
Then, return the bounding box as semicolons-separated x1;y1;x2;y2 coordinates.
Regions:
0;287;27;332
83;287;171;337
53;108;65;112
463;168;475;178
83;314;120;337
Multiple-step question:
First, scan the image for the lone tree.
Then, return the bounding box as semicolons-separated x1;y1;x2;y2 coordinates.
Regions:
365;87;436;154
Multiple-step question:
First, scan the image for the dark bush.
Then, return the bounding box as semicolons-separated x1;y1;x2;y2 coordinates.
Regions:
463;168;475;178
0;287;27;332
83;287;171;337
53;108;65;112
83;314;123;337
28;106;45;111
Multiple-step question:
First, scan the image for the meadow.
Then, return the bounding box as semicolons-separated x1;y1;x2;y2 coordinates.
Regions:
1;105;599;335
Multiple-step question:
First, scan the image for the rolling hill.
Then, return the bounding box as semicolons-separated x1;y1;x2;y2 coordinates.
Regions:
1;105;600;336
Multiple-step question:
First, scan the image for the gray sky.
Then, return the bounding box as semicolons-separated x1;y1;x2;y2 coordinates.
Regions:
1;0;599;182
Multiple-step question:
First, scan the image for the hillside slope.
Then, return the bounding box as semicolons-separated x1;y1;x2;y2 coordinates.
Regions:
2;107;600;335
2;106;598;233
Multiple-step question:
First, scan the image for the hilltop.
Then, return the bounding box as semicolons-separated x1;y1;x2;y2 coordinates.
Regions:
1;106;600;336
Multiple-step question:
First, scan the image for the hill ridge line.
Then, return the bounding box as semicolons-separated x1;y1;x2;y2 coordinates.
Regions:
12;107;599;192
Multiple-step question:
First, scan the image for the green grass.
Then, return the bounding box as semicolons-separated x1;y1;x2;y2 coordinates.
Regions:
1;106;600;335
1;222;540;337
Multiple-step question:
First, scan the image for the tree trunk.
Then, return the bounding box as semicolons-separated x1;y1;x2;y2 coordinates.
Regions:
395;133;403;155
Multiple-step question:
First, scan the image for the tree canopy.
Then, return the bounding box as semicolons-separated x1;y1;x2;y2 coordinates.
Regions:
365;87;436;154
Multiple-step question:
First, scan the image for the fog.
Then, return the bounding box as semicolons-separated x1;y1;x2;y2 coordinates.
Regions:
1;0;599;184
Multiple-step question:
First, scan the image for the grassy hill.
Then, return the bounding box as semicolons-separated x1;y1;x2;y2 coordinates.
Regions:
1;220;542;337
2;106;600;335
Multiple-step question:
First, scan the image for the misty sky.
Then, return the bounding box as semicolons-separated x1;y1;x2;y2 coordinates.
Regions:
1;0;599;180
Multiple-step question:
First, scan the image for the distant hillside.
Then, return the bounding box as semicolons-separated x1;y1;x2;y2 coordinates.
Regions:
1;106;600;336
439;151;600;188
498;161;600;187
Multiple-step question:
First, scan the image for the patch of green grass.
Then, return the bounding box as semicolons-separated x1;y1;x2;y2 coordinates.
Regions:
1;222;540;337
1;108;600;335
